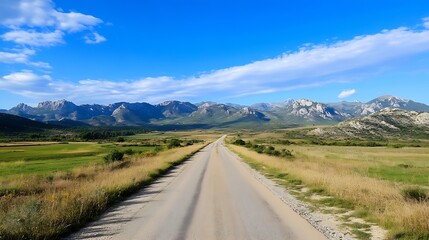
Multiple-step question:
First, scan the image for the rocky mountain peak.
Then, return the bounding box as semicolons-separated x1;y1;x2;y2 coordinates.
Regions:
37;99;77;111
293;99;315;107
158;100;176;106
14;103;33;111
375;95;409;103
238;107;257;115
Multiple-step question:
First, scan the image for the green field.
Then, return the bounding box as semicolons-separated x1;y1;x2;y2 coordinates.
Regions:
0;142;156;178
125;131;181;139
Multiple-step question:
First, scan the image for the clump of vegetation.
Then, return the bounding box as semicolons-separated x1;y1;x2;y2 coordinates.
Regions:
397;163;413;168
308;139;386;147
402;187;428;202
103;149;124;163
167;138;182;148
184;139;203;146
234;139;246;145
123;148;136;155
165;138;202;148
232;138;292;158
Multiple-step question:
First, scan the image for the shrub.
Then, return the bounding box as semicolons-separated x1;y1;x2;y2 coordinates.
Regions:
365;141;383;147
245;142;253;148
234;139;246;145
116;137;125;142
281;149;293;157
123;148;135;155
104;149;124;163
402;187;428;202
168;139;182;149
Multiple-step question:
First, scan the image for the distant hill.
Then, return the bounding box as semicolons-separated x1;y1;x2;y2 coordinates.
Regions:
308;108;429;139
0;113;56;132
47;119;90;127
168;104;269;127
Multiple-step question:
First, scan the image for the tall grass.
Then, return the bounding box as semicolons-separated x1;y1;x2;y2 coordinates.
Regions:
228;144;429;239
0;144;205;239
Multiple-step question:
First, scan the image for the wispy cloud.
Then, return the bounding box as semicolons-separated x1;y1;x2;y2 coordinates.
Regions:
0;48;51;68
2;30;64;47
2;18;429;104
84;32;106;44
338;89;356;99
0;49;35;64
424;17;429;29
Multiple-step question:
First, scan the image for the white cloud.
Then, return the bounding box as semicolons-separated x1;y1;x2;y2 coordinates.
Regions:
2;30;64;47
0;49;34;64
0;48;51;68
3;18;429;104
0;70;51;89
53;11;102;32
0;0;102;31
84;32;106;44
424;17;429;29
0;0;104;70
338;89;356;99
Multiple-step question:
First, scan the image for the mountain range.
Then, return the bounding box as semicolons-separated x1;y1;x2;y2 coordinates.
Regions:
2;95;429;128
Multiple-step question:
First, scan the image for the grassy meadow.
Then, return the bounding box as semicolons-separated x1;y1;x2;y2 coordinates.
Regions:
0;131;220;239
227;131;429;240
0;142;155;178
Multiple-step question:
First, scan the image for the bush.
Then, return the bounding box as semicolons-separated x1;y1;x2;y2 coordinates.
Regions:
104;149;124;163
154;146;163;152
402;187;428;202
123;148;135;155
234;139;246;145
168;139;182;149
281;149;293;157
117;137;125;142
365;141;383;147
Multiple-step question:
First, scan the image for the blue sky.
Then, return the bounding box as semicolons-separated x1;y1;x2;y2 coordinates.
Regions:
1;0;429;108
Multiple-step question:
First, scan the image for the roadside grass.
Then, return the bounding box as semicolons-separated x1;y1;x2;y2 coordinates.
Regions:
0;143;207;239
227;143;429;240
286;144;429;186
234;131;429;186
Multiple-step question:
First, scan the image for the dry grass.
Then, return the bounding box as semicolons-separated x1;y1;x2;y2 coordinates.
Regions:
0;144;205;239
228;144;429;239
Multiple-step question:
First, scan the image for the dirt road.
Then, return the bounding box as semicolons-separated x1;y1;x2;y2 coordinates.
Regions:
68;136;326;240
